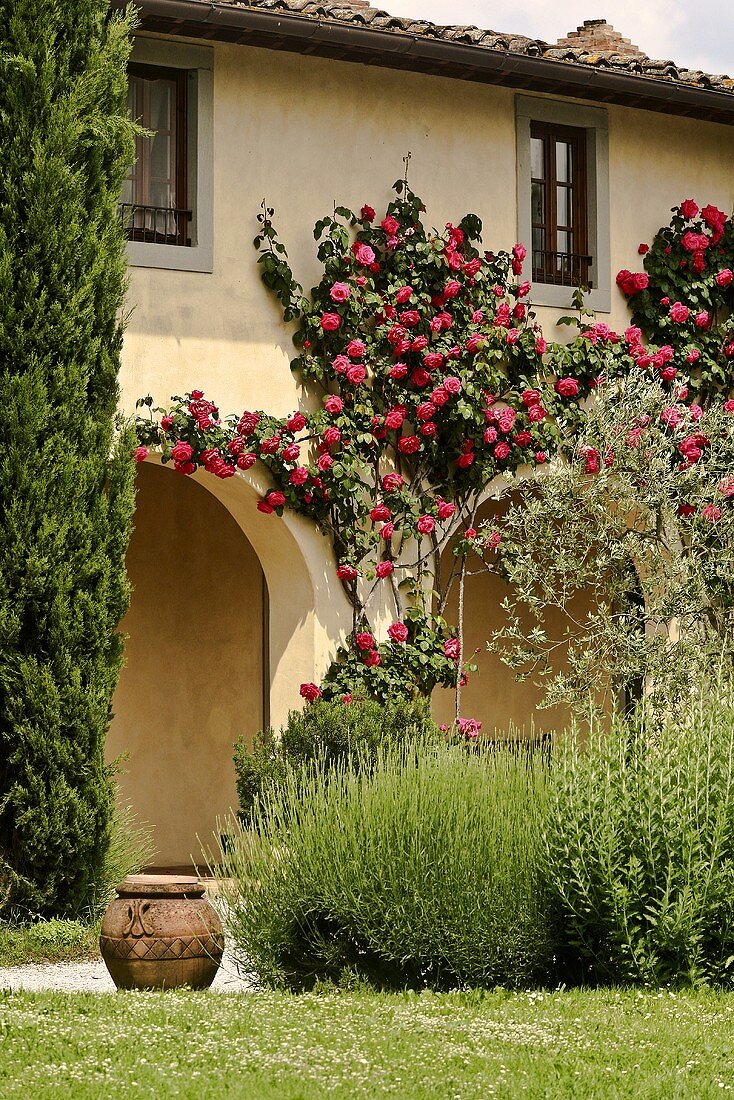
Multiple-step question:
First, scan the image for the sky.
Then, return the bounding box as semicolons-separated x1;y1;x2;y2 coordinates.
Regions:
380;1;734;76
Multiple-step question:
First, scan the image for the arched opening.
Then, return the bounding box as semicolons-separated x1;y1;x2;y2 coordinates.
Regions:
108;463;267;867
432;495;601;737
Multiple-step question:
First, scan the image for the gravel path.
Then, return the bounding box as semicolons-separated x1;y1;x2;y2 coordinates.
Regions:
0;948;254;993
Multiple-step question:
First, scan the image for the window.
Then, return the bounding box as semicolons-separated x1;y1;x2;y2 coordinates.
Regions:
516;97;610;312
122;65;191;247
530;122;590;289
123;39;213;274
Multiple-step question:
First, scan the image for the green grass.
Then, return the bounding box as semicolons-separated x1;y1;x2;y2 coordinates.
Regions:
0;920;99;967
1;988;734;1098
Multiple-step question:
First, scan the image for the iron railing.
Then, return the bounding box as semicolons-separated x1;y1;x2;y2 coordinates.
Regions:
119;203;192;247
532;250;593;289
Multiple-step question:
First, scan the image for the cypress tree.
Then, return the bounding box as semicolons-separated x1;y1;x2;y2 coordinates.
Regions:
0;0;137;916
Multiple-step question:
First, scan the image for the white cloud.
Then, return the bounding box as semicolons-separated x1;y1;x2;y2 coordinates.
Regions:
380;1;728;72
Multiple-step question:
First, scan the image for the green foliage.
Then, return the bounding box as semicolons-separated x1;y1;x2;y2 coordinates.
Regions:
0;917;98;966
222;739;553;991
233;696;440;820
545;677;734;986
0;1;137;916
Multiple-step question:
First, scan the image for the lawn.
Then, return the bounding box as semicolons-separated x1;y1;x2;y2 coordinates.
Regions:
1;987;734;1098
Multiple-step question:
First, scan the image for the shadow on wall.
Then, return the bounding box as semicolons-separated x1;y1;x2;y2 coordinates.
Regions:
108;462;267;867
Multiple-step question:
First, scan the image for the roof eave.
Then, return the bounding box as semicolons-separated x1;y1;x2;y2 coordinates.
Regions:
118;0;734;126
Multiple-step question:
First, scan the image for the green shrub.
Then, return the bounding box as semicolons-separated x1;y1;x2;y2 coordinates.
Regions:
233;697;440;822
544;681;734;986
0;918;98;966
221;739;554;991
86;802;155;920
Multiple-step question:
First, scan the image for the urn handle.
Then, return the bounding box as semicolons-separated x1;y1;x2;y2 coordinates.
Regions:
122;899;155;938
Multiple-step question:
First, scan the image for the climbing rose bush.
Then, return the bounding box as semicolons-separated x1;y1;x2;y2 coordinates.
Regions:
136;190;734;715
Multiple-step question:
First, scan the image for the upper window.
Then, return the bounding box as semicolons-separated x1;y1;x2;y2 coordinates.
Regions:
123;40;213;274
516;97;610;312
530;122;589;289
122;64;191;247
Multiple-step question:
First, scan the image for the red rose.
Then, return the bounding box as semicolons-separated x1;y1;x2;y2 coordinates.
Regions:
346;364;366;385
355;631;375;651
300;682;322;703
257;499;274;514
267;491;286;507
417;514;435;534
321;312;342;332
431;388;449;407
395;285;413;304
443;376;462;395
375;560;394;578
360;205;376;222
410;369;431;388
370;503;391;522
382;473;404;492
398;435;420;455
237;452;256;470
171;440;193;463
364;649;381;667
381;215;400;236
715;268;733;287
160;415;174;431
347;339;366;359
423;353;444;371
669;301;690;323
494;441;511;460
238;412;260;436
638;243;649;255
390;363;408;380
287;412;307;432
555;377;580;398
437;500;456;520
444;279;461;300
527;405;547;423
175;461;196;477
289;467;309;486
535;451;547;464
380;521;395;540
134;446;148;463
388;622;409;644
324;395;344;414
317;454;334;472
336;564;358;581
513;431;532;447
260;436;281;455
400;310;420;328
695;310;710;329
680;199;699;220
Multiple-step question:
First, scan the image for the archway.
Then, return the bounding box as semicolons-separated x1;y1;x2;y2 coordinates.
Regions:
108;463;267;867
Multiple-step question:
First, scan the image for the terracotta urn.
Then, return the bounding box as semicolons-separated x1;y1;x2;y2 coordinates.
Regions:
100;874;224;990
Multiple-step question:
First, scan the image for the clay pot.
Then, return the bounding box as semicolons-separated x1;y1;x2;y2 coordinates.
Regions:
100;874;224;990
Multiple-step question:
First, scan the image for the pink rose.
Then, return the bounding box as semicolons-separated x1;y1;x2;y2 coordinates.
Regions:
317;454;334;472
424;352;444;371
388;621;409;644
346;364;366;385
670;301;690;323
300;682;322;703
382;473;404;492
555;377;580;398
695;310;711;329
171;440;193;463
352;241;376;266
527;405;547;424
268;490;286;508
321;312;342;332
443;376;462;395
324;395;344;415
347;339;366;360
702;504;722;523
330;282;351;303
134;446;148;463
437;500;456;520
715;269;733;287
336;564;358;581
287;412;307;432
323;427;341;447
289;467;309;486
381;215;400;236
444;637;460;661
494;441;511;460
380;521;395;540
417;515;435;535
355;632;375;651
535;451;547;464
375;560;394;578
364;649;381;667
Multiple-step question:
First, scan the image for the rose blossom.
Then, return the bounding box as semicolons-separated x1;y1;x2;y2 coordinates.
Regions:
680;199;699;220
443;376;462;395
370;503;391;522
323;427;341;446
237;452;256;471
669;301;690;323
382;473;404;492
494;441;511;460
321;312;342;332
300;682;322;702
380;521;395;540
336;564;358;581
410;369;431;388
555;377;580;398
444;638;460;660
417;515;435;535
364;649;381;667
355;631;375;650
330;282;351;303
398;435;420;455
281;443;300;463
171;440;194;463
287;412;307;432
388;621;409;644
324;395;344;414
437;501;456;520
134;446;148;463
360;205;376;222
352;241;376;266
160;415;174;431
702;504;722;523
695;310;711;328
390;363;408;380
528;405;547;423
375;560;394;578
346;364;366;385
289;466;309;486
381;215;400;236
716;268;734;288
396;285;413;304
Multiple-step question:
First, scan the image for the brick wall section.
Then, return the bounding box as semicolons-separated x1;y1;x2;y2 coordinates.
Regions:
556;19;647;58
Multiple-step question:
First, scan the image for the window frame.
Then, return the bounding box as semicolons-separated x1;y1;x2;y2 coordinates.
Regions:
516;96;610;313
125;39;213;274
529;120;590;290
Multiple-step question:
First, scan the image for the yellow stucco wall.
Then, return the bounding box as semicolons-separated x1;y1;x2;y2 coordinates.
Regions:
115;40;734;846
108;462;265;865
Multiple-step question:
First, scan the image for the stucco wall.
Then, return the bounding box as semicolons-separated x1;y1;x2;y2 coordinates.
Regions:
108;463;265;866
117;37;733;757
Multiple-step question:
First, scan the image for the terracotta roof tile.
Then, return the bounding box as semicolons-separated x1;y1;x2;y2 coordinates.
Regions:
183;1;734;96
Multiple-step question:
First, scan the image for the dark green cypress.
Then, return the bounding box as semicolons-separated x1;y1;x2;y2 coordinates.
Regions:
0;0;137;916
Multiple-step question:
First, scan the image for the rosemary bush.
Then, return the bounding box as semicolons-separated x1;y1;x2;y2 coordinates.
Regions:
545;678;734;986
221;740;553;991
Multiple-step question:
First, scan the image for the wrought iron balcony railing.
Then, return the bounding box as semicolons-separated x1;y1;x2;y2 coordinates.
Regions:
532;250;593;289
119;203;192;247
